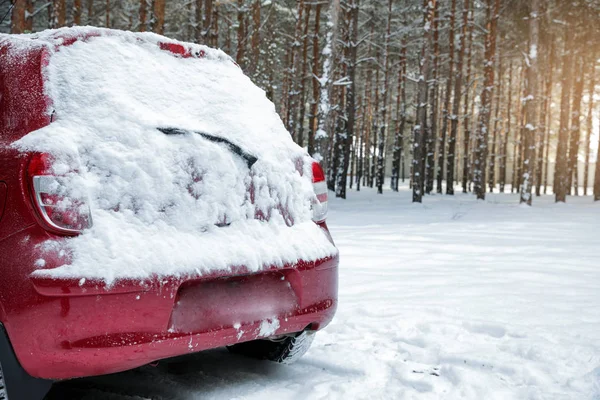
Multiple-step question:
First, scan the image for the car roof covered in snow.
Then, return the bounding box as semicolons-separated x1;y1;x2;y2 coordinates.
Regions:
1;27;298;159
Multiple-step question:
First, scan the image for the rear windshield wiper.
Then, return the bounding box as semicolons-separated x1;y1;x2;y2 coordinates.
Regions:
158;127;258;169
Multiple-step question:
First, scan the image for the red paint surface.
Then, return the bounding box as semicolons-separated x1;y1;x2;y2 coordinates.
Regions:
0;29;338;380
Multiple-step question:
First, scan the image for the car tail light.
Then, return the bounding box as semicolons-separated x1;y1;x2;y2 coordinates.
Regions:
28;153;93;235
312;161;328;222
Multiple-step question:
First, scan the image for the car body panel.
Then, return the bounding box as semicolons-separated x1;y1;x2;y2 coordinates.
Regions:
0;182;7;223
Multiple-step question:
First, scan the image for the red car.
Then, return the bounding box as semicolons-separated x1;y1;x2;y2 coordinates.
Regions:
0;28;338;399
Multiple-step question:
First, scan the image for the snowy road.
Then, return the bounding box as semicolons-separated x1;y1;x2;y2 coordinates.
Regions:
47;187;600;399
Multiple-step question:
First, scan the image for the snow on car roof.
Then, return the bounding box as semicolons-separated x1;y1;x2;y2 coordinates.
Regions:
10;27;336;285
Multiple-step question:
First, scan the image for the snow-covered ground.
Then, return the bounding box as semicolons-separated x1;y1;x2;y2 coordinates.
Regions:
47;185;600;400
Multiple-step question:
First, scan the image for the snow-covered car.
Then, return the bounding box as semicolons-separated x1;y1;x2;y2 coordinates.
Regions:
0;27;338;399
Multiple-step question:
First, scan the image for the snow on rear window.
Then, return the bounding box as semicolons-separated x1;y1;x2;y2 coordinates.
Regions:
14;28;336;284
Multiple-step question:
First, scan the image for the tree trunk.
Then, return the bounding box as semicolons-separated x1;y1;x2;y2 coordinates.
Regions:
362;69;372;188
249;0;261;75
286;0;306;142
537;39;554;196
555;19;574;202
489;47;503;193
105;0;110;28
195;0;203;43
236;0;246;68
473;0;500;200
296;4;312;147
439;0;456;194
426;1;440;195
357;81;366;192
73;0;82;25
461;1;474;193
49;0;67;28
567;58;585;196
307;3;322;157
370;47;380;190
412;0;434;203
511;66;524;193
392;22;408;192
10;0;27;33
151;0;165;34
315;0;340;165
24;0;33;31
139;0;148;31
203;0;214;44
210;3;219;48
583;64;595;196
376;0;392;195
499;60;512;193
594;112;600;201
87;0;94;24
519;0;539;205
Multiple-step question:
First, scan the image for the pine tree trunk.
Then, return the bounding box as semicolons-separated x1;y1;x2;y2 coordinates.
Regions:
287;0;306;142
195;0;203;43
357;88;365;191
363;83;371;188
515;93;525;192
236;0;246;68
512;66;524;193
499;60;512;193
211;4;219;48
555;19;574;202
370;48;380;190
331;59;347;193
439;0;456;194
567;58;585;196
376;0;392;195
519;0;539;205
594;112;600;201
412;0;434;203
49;0;67;28
203;0;213;44
461;1;474;193
489;48;503;193
139;0;148;31
426;1;439;195
392;26;408;192
87;0;94;24
537;40;554;196
105;0;110;28
473;0;500;200
297;4;312;148
24;0;33;31
10;0;27;33
151;0;165;34
315;0;339;165
583;63;595;196
349;135;356;189
249;0;261;75
73;0;82;25
307;3;322;157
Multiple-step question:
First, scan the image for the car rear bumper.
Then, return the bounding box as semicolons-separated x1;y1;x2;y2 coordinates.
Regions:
5;254;338;380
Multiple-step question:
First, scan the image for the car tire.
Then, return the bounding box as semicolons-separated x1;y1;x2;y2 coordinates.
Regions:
227;330;315;364
0;324;52;400
0;361;7;400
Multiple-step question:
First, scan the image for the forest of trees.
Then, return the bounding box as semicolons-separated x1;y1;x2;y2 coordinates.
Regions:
2;0;600;205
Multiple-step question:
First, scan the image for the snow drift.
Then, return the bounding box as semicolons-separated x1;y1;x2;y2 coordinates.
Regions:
11;27;336;284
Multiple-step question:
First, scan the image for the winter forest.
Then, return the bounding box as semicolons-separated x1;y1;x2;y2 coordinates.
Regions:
2;0;600;205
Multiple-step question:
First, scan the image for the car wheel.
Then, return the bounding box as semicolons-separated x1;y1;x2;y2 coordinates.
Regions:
228;330;315;364
0;361;7;400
